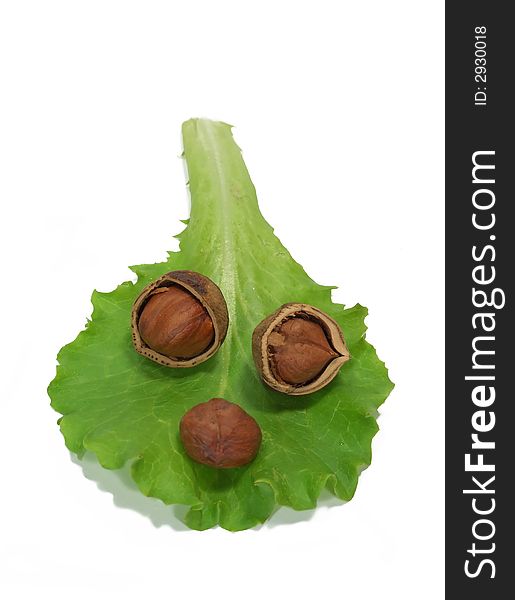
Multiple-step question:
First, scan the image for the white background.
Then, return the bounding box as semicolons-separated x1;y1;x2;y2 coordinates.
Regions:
0;1;444;599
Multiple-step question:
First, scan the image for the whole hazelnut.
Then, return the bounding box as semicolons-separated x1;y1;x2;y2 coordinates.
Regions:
131;270;228;368
252;303;350;395
179;398;262;468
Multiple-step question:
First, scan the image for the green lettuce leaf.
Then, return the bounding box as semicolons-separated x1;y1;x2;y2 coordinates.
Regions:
48;119;394;531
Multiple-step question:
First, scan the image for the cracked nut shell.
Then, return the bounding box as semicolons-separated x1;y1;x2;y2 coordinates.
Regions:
179;398;262;468
252;303;350;395
131;270;228;368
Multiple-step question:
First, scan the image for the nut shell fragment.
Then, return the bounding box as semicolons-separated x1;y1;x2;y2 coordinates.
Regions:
252;303;350;395
131;270;228;368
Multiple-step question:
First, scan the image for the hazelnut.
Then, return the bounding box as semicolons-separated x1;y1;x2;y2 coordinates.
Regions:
268;317;339;385
131;270;228;368
252;303;350;395
138;286;214;359
179;398;262;468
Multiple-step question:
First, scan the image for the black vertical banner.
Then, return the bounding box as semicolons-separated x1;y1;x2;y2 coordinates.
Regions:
446;2;513;597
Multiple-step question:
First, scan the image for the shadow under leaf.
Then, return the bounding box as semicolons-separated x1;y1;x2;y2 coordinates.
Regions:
70;451;345;531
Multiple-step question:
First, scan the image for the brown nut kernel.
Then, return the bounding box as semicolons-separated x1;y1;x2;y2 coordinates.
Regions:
179;398;262;468
138;286;214;359
252;303;350;395
131;270;228;368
